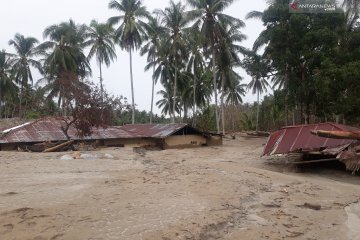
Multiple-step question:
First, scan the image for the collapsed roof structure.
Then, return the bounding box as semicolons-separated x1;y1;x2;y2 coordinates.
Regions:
263;123;360;174
0;117;222;151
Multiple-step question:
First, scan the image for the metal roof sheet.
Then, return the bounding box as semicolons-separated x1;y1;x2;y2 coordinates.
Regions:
120;124;192;138
0;118;136;144
262;123;359;156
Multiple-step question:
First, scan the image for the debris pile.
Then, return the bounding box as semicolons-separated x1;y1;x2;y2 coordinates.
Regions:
263;123;360;174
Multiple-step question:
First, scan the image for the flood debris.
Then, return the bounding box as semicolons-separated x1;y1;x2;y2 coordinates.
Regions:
263;123;360;174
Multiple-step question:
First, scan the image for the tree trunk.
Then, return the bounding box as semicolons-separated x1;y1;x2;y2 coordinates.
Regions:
221;72;225;135
183;103;188;123
212;46;220;133
192;74;197;127
129;49;135;124
99;62;103;99
150;58;155;124
292;105;296;126
285;90;288;127
256;91;260;132
19;84;23;118
171;67;177;124
0;84;2;119
336;115;340;124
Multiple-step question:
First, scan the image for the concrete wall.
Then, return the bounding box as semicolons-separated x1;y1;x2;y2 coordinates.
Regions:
206;135;223;146
164;135;207;149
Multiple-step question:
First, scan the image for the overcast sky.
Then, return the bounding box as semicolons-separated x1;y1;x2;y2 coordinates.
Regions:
0;0;267;115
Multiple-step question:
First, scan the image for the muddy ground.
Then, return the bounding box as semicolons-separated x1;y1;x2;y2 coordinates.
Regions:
0;135;360;240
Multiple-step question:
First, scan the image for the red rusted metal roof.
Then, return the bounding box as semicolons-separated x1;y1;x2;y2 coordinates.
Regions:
263;123;359;156
0;117;137;144
121;124;195;138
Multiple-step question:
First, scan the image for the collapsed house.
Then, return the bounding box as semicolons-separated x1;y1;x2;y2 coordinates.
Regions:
263;122;360;174
0;117;222;151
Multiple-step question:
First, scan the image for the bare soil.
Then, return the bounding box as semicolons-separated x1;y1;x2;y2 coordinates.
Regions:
1;135;360;240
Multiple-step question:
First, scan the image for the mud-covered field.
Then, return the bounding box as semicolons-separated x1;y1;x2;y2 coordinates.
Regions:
1;135;360;240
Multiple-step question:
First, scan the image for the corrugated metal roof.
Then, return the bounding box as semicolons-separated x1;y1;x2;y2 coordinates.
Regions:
0;118;137;144
121;124;191;138
263;123;359;156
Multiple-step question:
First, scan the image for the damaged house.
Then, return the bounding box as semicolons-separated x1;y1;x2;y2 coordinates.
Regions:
263;122;360;174
0;118;222;151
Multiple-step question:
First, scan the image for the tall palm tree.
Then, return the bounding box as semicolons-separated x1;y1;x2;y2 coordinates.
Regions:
85;20;117;96
0;50;18;118
244;52;270;132
156;0;189;123
140;16;166;123
40;19;91;114
186;29;205;126
108;0;150;124
216;21;246;134
8;34;42;116
186;0;244;133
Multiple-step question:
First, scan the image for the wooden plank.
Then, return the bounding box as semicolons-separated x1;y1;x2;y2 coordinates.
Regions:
291;158;339;165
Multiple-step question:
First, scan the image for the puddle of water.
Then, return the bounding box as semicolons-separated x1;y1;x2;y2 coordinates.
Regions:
346;201;360;240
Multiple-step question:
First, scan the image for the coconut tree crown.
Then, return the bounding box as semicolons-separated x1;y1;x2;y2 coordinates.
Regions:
108;0;150;50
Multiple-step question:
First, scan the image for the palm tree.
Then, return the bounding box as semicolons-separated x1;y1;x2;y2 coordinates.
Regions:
216;21;246;134
156;84;181;118
85;20;117;97
0;50;18;118
225;77;246;106
144;37;174;118
225;77;246;131
8;34;42;116
243;52;270;132
343;0;360;18
108;0;150;124
186;0;244;133
40;19;91;114
156;0;189;123
186;29;205;126
140;16;166;123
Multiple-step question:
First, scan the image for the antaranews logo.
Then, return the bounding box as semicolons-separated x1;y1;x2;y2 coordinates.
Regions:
289;0;340;13
290;0;300;10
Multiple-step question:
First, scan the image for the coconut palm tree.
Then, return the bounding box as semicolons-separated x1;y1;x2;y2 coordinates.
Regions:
140;16;166;123
156;84;181;118
225;77;246;106
40;19;91;114
0;50;18;118
215;21;246;134
156;0;189;123
108;0;150;124
243;52;270;132
224;76;246;131
185;29;206;126
8;34;42;116
85;20;117;97
186;0;244;133
343;0;360;17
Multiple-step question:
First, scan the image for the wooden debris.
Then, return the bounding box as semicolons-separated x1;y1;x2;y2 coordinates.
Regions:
291;158;338;165
297;202;322;210
303;202;322;210
43;140;74;153
311;130;360;140
246;131;270;137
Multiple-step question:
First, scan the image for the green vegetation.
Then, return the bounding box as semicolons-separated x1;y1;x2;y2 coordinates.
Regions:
1;0;360;132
